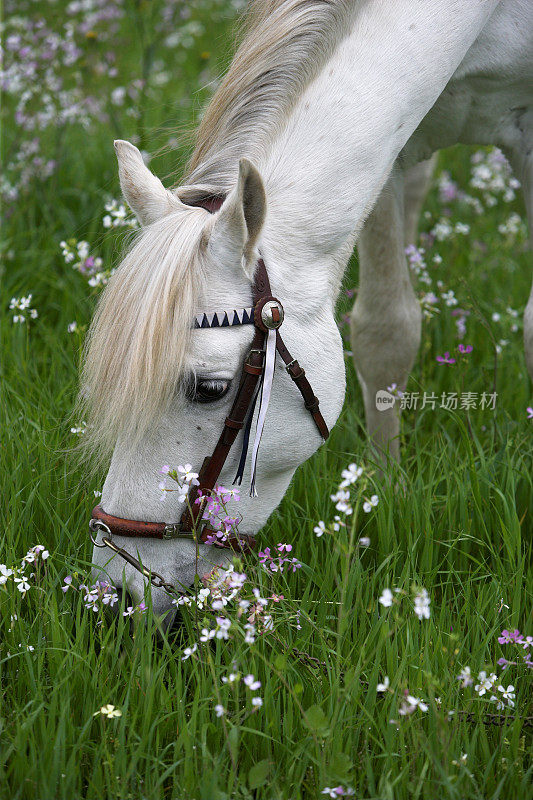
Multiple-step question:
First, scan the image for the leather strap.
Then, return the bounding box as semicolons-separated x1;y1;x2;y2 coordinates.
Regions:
179;259;271;531
275;330;330;440
91;504;256;554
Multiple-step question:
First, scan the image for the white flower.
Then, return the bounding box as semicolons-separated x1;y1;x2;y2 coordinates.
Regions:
111;86;126;106
262;614;273;631
432;219;453;240
102;589;118;607
14;575;30;594
457;666;473;687
221;673;238;684
339;463;363;488
77;241;89;259
244;674;261;691
363;495;379;513
314;520;326;537
172;594;192;607
88;272;108;288
452;753;469;765
377;676;390;693
199;628;216;642
441;289;458;307
195;587;211;610
178;464;199;486
475;671;497;696
358;536;370;547
330;489;353;515
244;623;256;644
497;684;516;707
413;588;431;620
454;222;470;234
67;321;78;333
322;786;354;797
379;588;394;608
492;312;501;322
181;644;198;661
0;565;13;584
406;695;428;712
490;694;505;711
214;704;225;717
94;704;122;718
252;588;268;607
251;696;263;708
215;617;231;640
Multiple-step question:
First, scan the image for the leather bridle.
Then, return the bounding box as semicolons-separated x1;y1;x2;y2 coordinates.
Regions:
90;196;329;572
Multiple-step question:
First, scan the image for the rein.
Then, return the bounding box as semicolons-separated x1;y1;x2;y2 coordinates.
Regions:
90;195;329;583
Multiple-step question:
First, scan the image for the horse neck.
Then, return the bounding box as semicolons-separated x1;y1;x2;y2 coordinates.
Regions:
258;0;499;302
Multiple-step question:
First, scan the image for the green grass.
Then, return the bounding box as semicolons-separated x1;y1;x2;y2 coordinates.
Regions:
1;2;532;798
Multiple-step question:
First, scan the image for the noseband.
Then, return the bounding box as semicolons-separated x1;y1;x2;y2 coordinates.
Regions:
90;196;329;566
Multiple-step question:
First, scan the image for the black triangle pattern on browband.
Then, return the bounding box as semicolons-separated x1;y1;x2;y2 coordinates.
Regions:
193;308;254;329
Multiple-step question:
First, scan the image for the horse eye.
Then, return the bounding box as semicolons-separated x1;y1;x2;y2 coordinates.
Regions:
188;378;231;403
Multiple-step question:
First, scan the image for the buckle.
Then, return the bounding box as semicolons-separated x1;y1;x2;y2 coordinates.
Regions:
163;519;206;540
163;523;182;540
254;297;284;331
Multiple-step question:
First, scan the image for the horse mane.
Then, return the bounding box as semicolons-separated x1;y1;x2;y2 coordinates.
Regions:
78;206;209;463
179;0;353;200
80;1;354;461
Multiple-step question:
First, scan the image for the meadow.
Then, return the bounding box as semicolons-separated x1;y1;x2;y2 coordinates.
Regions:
1;1;532;798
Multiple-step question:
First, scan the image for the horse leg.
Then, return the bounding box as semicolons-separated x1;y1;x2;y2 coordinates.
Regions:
520;157;533;380
403;154;437;245
506;135;533;380
350;166;426;462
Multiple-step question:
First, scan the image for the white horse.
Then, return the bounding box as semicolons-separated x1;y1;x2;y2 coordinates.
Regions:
84;0;533;618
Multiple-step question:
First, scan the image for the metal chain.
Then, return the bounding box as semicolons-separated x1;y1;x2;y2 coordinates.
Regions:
89;519;180;596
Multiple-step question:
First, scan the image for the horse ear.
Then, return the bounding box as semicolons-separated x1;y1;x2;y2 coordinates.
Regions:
114;140;182;226
210;158;267;276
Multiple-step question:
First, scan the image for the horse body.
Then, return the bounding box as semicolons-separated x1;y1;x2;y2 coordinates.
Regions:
87;0;533;616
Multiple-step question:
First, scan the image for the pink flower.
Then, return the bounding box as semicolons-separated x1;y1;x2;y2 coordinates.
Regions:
527;407;533;419
458;343;473;354
258;548;271;564
498;629;523;644
436;352;456;364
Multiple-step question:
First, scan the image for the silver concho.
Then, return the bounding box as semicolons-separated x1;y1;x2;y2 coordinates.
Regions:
260;299;284;330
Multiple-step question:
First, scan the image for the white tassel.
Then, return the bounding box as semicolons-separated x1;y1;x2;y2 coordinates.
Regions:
249;328;277;496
